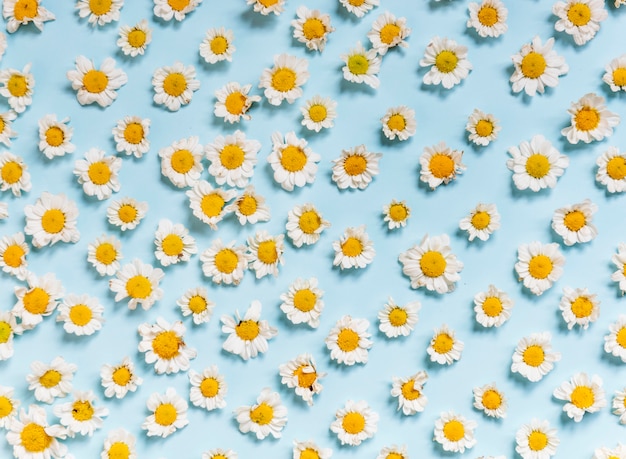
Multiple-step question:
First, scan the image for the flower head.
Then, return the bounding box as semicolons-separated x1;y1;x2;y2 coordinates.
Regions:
506;135;569;192
553;0;607;46
220;300;277;360
137;317;197;374
515;242;565;296
561;92;620;144
234;388;287;439
510;36;568;96
341;41;381;89
259;54;309;106
67;56;127;107
152;62;200;111
511;332;561;382
420;36;472;89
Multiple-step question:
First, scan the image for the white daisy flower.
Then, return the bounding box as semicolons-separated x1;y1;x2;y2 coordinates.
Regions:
101;428;137;459
177;286;214;325
186;181;235;230
473;284;513;328
292;6;334;52
221;300;277;360
553;372;606;422
225;185;271;225
612;243;626;294
603;55;626;92
247;231;285;279
285;203;330;248
73;148;122;200
420;36;472;89
382;199;410;230
377;445;408;459
0;151;31;197
247;0;285;15
0;64;34;113
398;233;464;294
613;389;626;424
3;0;55;33
214;81;261;124
368;11;410;55
332;225;375;270
466;108;500;146
108;259;164;310
325;315;372;366
138;317;197;374
200;238;249;285
0;232;28;280
54;390;108;437
205;130;260;188
427;324;463;365
511;332;561;382
459;203;500;242
300;95;337;132
331;144;381;190
13;272;63;330
419;141;466;189
112;116;150;158
506;135;569;192
553;0;607;46
515;419;559;459
390;370;428;415
559;286;600;330
561;92;620;144
341;41;381;89
6;405;67;458
279;353;326;406
515;242;565;296
0;385;19;428
38;115;75;159
0;310;21;361
142;387;189;438
76;0;123;26
378;297;420;338
268;131;320;192
552;199;598;246
189;365;227;411
159;136;203;188
259;53;309;106
26;356;77;403
330;400;378;446
67;56;127;107
117;19;152;57
153;0;201;21
203;449;238;459
467;0;508;37
292;440;332;459
433;411;477;453
594;444;626;459
100;356;142;399
106;196;148;231
280;277;325;328
235;388;287;440
56;293;104;336
339;0;378;18
0;110;17;146
381;106;416;141
473;383;507;418
152;62;200;111
153;219;196;267
596;146;626;193
510;36;568;96
199;27;235;64
604;314;626;361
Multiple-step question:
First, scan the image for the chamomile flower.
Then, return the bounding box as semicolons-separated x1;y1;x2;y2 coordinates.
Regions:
330;400;378;446
292;440;332;459
26;356;77;403
199;27;235;64
594;444;626;459
383;200;410;230
378;297;420;338
553;0;607;46
391;371;429;415
73;148;121;200
398;233;464;294
112;116;150;158
368;12;410;55
200;239;249;285
331;144;382;190
561;93;620;144
515;242;565;296
515;419;559;459
553;372;606;422
54;390;108;437
3;0;55;33
205;130;260;188
100;357;142;399
0;311;20;360
203;449;238;459
5;405;67;459
596;147;626;193
325;315;372;366
613;388;626;424
0;64;34;113
259;53;309;106
225;185;271;225
285;203;330;247
221;300;278;360
473;285;513;328
341;41;381;89
152;62;200;111
279;353;325;406
142;388;189;438
420;36;472;89
235;388;287;440
247;0;285;15
377;445;408;459
459;203;500;242
419;141;466;189
467;0;508;37
268;131;320;191
188;366;227;411
427;324;464;365
0;110;17;146
301;95;337;132
473;383;507;418
552;199;598;246
186;181;236;230
0;152;31;196
511;332;561;382
13;272;63;330
510;36;569;96
109;259;164;310
0;386;19;428
153;219;196;267
247;231;285;279
138;317;197;374
332;225;375;270
466;109;500;146
339;0;378;18
280;277;325;328
612;243;626;294
433;411;477;453
56;293;104;336
101;429;137;459
214;82;261;124
559;287;599;330
604;315;626;361
107;196;148;231
38;115;75;159
153;0;201;21
76;0;123;26
603;55;626;92
177;287;214;325
292;6;334;52
0;232;28;280
67;56;127;107
507;135;569;192
381;106;416;141
117;19;152;57
159;136;204;188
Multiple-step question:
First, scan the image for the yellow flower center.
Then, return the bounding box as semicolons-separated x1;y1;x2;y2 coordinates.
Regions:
237;195;257;216
380;23;401;45
7;74;28;97
271;68;297;92
23;287;50;315
298;210;321;234
161;234;184;257
388;203;408;222
386;454;404;459
69;304;92;326
570;296;593;318
250;402;273;425
3;243;25;268
482;296;503;317
528;254;553;279
429;153;455;179
294;364;317;388
388;307;408;327
72;400;94;421
200;377;219;398
219;144;245;170
127;29;147;48
563;210;586;232
341;237;363;257
45;126;64;147
606;156;626;180
401;380;421;400
293;288;317;313
170;149;195;174
0;395;13;418
88;161;112;186
200;193;225;218
123;122;144;145
471;211;491;230
0;117;5;134
215;248;238;274
111;366;131;386
528;430;548;451
188;295;207;314
337;328;360;352
308;104;327;123
522;345;545;367
163;73;187;97
167;0;190;12
89;0;112;15
1;161;22;184
20;423;52;453
95;242;117;265
525;153;550;178
520;52;547;79
481;389;502;410
108;442;131;459
117;204;137;224
125;275;152;299
419;251;447;278
224;91;247;115
434;50;458;73
343;154;367;176
348;0;365;5
616;327;626;348
39;370;61;388
347;54;369;75
574;107;600;132
342;412;365;434
235;320;260;341
432;333;454;354
257;240;278;264
0;321;12;344
443;420;465;442
83;70;108;94
211;456;228;459
280;145;307;172
612;68;626;87
478;5;498;26
152;330;181;359
154;403;177;426
387;113;406;131
475;119;494;137
210;36;228;55
570;385;594;409
300;449;320;459
302;18;325;40
567;2;591;26
13;0;39;21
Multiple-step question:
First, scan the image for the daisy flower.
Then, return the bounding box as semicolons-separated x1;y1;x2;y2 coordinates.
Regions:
186;181;236;230
73;148;122;200
280;277;325;328
552;199;598;246
268;131;320;192
331;144;381;190
459;203;500;242
285;203;330;247
561;92;620;144
368;12;410;55
26;356;77;403
420;36;472;89
188;365;227;411
109;259;164;310
13;272;63;330
200;239;249;285
203;449;238;459
330;400;378;446
300;95;337;132
56;293;104;336
76;0;123;26
199;27;235;64
205;130;260;188
398;233;464;293
5;405;67;458
177;286;214;325
100;356;142;399
433;411;477;453
0;386;19;428
553;0;607;46
325;315;372;366
112;115;150;158
466;108;500;146
235;388;287;440
117;19;152;57
383;199;410;230
221;300;277;360
515;242;565;296
152;62;200;111
153;219;197;267
0;64;34;113
332;225;375;270
101;428;137;459
419;141;466;189
510;36;568;96
247;231;285;279
559;286;599;330
67;56;127;107
467;0;508;37
279;353;326;406
603;55;626;92
292;440;332;459
612;243;626;294
596;146;626;193
553;372;606;422
341;41;381;89
390;371;428;415
506;135;569;192
138;317;197;374
511;332;561;382
107;196;148;231
515;419;559;459
225;185;271;225
0;110;17;146
214;81;261;124
427;324;464;365
247;0;285;15
159;136;204;188
3;0;55;33
339;0;378;18
38;115;75;159
473;383;507;418
378;297;420;338
0;232;28;280
0;151;31;196
292;6;334;52
153;0;201;21
381;106;416;141
604;315;626;361
377;445;409;459
613;388;626;424
473;285;513;328
142;387;189;438
0;311;21;360
54;390;108;436
259;53;309;106
594;444;626;459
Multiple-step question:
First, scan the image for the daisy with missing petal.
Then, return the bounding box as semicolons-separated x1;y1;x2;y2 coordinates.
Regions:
0;152;31;197
214;82;261;124
562;93;620;144
594;444;626;459
391;371;428;415
235;388;287;440
26;356;77;403
511;332;561;382
603;55;626;92
152;62;200;111
378;297;420;338
331;400;378;446
467;0;508;37
38;115;75;159
433;411;477;453
259;53;309;106
553;372;606;422
201;239;249;285
73;148;122;200
56;293;104;336
559;287;599;330
0;311;21;360
552;199;598;246
142;388;189;438
341;41;381;89
3;0;55;33
138;317;197;374
13;273;63;330
205;130;260;188
473;383;507;418
279;353;326;406
154;219;197;267
293;440;332;459
221;300;278;360
88;236;127;281
101;428;137;459
178;286;214;325
76;0;123;26
0;386;19;428
474;285;513;328
153;0;201;21
199;27;235;64
420;37;472;89
186;181;235;230
286;203;330;247
604;315;626;361
301;95;337;132
203;449;238;459
6;405;67;459
325;315;372;366
0;110;17;146
268;131;320;191
459;203;500;242
510;36;568;96
189;365;227;411
553;0;607;46
332;225;375;270
54;390;108;436
383;200;410;230
247;0;285;15
0;64;34;113
107;196;148;231
225;185;271;225
381;106;416;141
159;136;204;188
292;6;334;52
280;277;325;328
117;19;152;57
612;244;626;294
339;0;378;18
100;356;142;399
516;419;559;459
331;144;382;190
427;324;464;365
466;109;500;146
247;231;285;279
419;142;466;189
368;12;410;55
596;147;626;193
613;388;626;424
515;242;565;296
507;135;569;192
113;116;150;158
67;56;128;107
109;259;164;310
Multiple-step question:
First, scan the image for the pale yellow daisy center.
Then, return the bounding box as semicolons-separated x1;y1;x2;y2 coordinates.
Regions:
606;156;626;180
525;154;550;179
293;288;317;313
201;193;225;218
0;321;12;343
434;50;458;73
152;331;181;359
298;210;321;234
570;296;593;318
257;240;278;264
401;380;421;400
72;400;94;421
39;370;61;388
0;395;13;418
481;389;502;410
235;320;259;341
302;18;325;40
429;153;455;179
342;411;365;434
528;254;553;279
563;210;586;232
271;67;297;92
23;287;50;315
570;385;594;409
127;29;147;48
343;154;367;176
2;243;24;268
341;237;363;257
7;74;28;97
210;36;228;55
200;377;219;398
225;92;247;115
108;442;130;459
387;113;406;131
528;431;548;451
1;161;22;184
237;195;257;216
154;403;177;426
45;126;65;147
163;73;187;97
420;251;447;278
521;52;547;79
88;161;112;185
574;107;600;132
188;295;208;314
123;122;144;145
89;0;112;15
347;54;369;75
613;68;626;87
337;328;359;352
478;5;498;26
170;149;194;174
522;345;545;367
294;364;317;388
83;70;108;94
219;144;245;170
117;204;137;224
168;0;190;12
161;234;184;257
442;420;465;442
471;211;491;230
432;333;454;354
13;0;39;21
280;145;307;172
482;296;503;317
250;402;273;425
388;203;408;222
380;23;400;45
308;104;327;123
475;119;494;137
69;304;92;326
20;423;52;453
567;3;591;27
214;248;238;274
388;307;408;327
95;242;117;266
112;366;131;386
125;275;152;299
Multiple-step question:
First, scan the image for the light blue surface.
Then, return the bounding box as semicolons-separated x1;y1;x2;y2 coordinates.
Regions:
1;0;626;457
